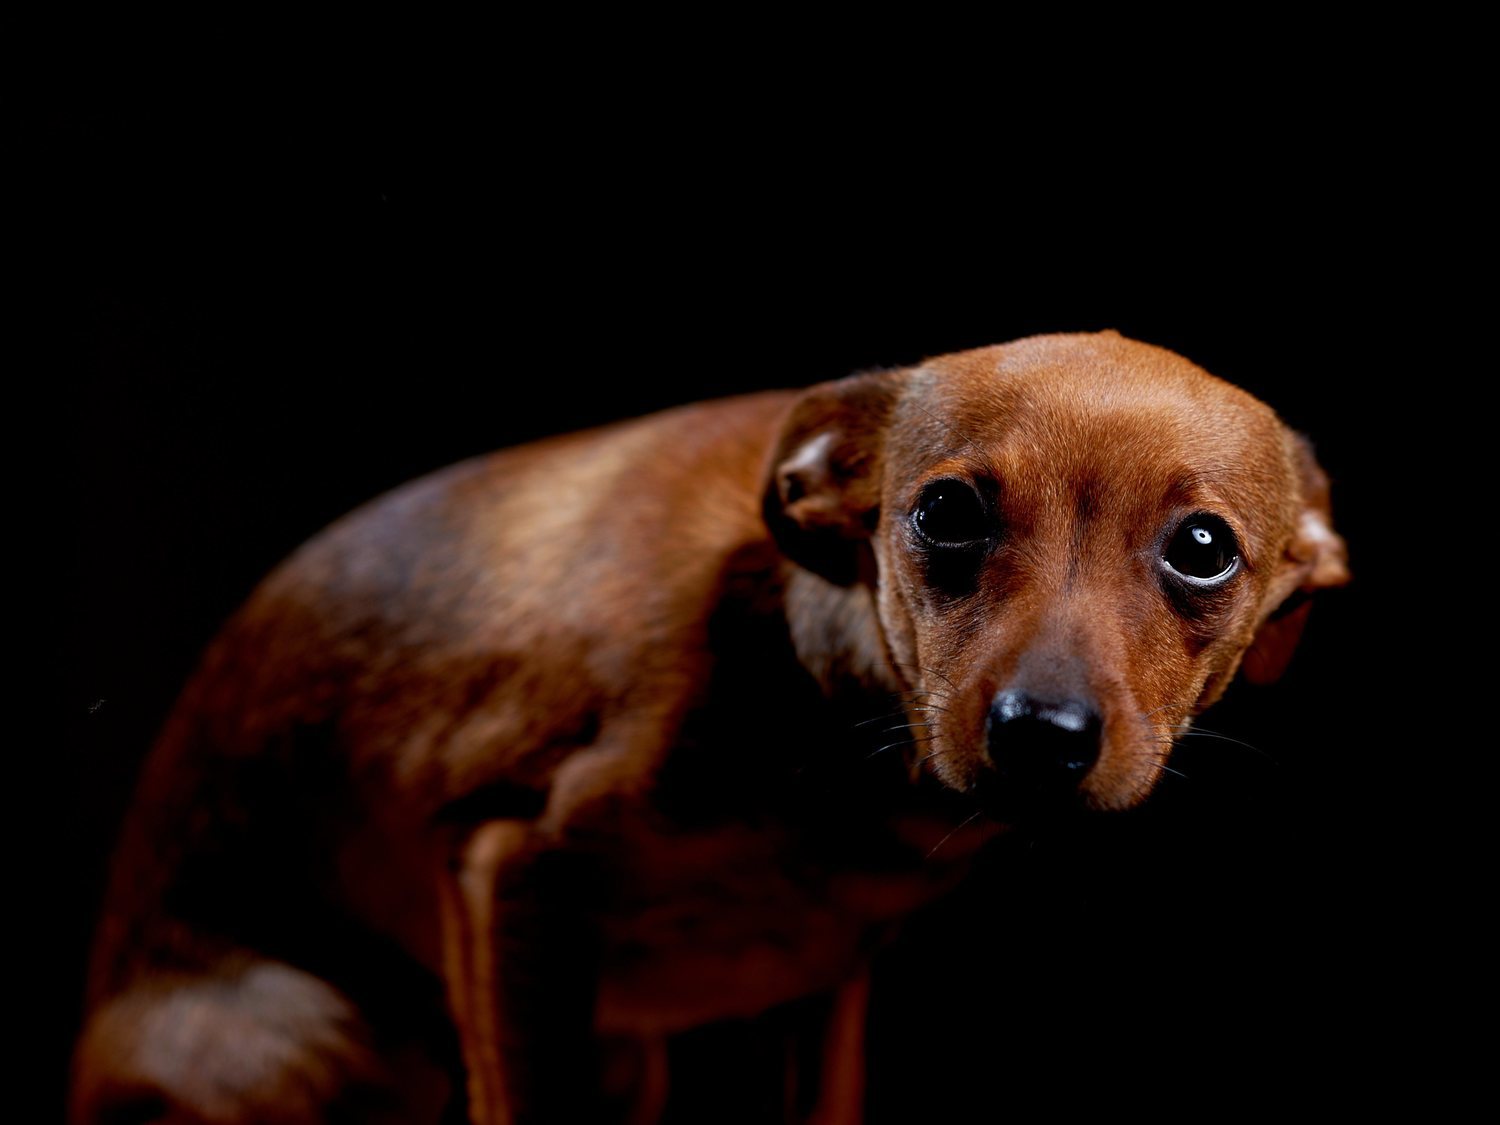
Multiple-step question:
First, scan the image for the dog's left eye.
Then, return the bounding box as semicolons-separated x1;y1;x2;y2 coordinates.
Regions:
911;480;991;547
1163;515;1239;582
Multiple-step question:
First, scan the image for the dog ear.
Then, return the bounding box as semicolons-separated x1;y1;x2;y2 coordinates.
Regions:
762;370;904;585
1242;434;1350;684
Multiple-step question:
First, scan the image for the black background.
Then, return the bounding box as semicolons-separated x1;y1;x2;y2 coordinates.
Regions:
50;38;1461;1121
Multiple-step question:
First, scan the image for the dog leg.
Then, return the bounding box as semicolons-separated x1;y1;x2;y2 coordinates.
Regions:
438;820;601;1125
625;1036;669;1125
439;821;520;1123
808;971;871;1125
69;957;414;1124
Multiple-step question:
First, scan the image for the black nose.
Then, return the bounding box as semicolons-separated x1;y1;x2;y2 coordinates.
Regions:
986;690;1101;800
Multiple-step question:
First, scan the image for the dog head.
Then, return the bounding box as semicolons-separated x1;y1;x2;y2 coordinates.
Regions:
765;332;1348;819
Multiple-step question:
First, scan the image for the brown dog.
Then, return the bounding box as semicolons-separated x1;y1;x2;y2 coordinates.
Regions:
72;331;1348;1124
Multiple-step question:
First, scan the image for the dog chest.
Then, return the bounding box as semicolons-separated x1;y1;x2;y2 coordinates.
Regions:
588;811;964;1036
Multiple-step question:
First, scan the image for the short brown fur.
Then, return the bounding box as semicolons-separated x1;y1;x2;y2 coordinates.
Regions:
72;333;1348;1124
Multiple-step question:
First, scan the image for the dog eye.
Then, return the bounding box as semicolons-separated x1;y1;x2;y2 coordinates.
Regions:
1163;515;1239;582
911;480;990;547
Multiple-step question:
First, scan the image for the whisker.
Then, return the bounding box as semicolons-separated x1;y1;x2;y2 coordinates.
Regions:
1156;725;1277;763
866;735;936;760
926;810;982;860
875;721;937;735
896;690;950;703
1143;712;1277;778
853;707;947;729
888;662;960;692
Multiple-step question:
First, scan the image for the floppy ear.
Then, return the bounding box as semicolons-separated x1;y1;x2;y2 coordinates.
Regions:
762;370;905;585
1242;434;1351;684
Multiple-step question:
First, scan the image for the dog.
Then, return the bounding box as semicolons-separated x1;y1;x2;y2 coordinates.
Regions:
71;331;1348;1124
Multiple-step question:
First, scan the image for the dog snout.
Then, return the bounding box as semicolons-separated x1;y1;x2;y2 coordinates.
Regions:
984;689;1101;805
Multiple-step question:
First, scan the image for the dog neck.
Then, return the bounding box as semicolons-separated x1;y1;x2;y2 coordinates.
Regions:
782;565;902;706
779;559;1000;857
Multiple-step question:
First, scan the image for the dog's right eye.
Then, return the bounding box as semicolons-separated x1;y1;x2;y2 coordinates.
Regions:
911;480;991;548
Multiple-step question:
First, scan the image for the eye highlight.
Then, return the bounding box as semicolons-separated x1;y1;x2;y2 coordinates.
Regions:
911;479;991;548
1163;514;1239;583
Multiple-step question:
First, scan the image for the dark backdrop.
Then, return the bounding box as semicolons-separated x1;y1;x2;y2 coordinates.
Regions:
52;65;1450;1120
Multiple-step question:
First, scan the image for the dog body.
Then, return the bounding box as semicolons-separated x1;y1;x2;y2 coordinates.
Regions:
72;333;1347;1124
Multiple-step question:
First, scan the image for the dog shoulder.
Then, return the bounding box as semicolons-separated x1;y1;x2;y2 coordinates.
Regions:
171;391;803;800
